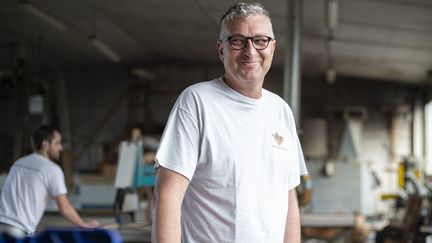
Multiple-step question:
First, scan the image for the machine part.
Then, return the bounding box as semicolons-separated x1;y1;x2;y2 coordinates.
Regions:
343;106;368;122
297;175;313;207
375;225;403;243
322;160;336;177
398;162;405;189
398;157;423;195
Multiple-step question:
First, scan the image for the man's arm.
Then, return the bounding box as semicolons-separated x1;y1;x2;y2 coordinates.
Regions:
55;194;100;228
284;189;301;243
152;167;189;243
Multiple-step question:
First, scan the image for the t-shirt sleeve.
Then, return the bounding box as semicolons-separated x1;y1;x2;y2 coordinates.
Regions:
286;106;308;190
48;166;67;197
155;95;200;181
295;135;308;176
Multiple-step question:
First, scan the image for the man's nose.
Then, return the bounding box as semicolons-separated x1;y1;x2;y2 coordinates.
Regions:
242;39;256;55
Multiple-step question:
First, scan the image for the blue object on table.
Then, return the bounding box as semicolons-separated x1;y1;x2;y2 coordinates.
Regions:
0;228;122;243
133;146;156;188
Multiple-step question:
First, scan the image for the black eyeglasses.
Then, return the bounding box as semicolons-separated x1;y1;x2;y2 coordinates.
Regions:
225;35;273;50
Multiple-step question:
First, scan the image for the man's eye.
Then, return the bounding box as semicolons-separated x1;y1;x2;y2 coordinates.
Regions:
231;38;245;43
254;38;267;44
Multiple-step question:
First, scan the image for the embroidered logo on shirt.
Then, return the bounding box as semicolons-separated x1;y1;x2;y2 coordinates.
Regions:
272;132;283;146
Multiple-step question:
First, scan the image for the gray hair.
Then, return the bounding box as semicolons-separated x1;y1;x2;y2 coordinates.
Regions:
219;2;274;40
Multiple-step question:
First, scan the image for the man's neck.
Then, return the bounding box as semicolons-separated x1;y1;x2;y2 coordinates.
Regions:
36;150;49;159
222;76;263;99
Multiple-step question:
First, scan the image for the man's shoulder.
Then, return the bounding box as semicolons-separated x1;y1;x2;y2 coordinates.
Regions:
15;153;40;165
183;79;220;94
262;89;295;118
262;89;288;106
15;153;61;171
176;79;221;103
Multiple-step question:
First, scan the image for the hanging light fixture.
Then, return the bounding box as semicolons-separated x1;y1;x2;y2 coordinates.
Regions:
325;0;338;84
325;36;336;84
89;11;121;63
132;68;155;80
18;0;67;31
325;0;338;31
89;35;121;63
326;67;336;84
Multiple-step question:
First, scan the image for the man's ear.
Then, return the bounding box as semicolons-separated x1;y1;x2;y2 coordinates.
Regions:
270;39;276;55
42;141;49;149
217;41;224;62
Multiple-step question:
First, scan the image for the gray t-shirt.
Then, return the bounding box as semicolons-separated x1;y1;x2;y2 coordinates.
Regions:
0;153;67;233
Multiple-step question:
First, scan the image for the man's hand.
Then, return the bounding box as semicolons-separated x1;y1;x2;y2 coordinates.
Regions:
55;194;100;228
82;219;101;228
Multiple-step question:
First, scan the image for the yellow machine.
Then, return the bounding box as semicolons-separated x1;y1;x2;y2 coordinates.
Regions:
376;157;426;243
381;156;422;201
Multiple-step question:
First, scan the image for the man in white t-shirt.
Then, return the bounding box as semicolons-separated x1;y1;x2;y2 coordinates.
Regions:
152;2;308;243
0;125;100;236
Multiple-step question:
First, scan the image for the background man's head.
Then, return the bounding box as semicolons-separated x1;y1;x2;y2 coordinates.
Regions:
31;125;63;160
219;2;274;41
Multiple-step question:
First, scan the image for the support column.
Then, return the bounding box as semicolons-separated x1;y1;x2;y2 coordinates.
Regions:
283;0;302;128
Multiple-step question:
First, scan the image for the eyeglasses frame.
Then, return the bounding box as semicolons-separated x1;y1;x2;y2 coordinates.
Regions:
224;35;274;50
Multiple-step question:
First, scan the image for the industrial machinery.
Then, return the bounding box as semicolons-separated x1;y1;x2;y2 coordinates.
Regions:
376;157;428;243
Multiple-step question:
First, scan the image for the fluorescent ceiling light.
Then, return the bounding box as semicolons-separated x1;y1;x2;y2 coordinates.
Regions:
89;35;121;63
19;0;67;31
132;68;155;80
325;0;338;31
326;68;336;84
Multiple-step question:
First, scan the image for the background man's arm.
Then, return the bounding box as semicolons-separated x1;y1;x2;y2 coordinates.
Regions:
284;189;301;243
55;194;100;228
153;167;189;243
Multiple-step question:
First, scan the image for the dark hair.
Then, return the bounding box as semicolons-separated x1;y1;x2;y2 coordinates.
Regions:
31;125;59;151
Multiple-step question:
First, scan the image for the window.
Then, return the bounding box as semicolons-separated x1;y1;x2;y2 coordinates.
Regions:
425;101;432;174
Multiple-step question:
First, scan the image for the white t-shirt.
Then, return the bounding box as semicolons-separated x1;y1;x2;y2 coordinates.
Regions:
155;78;308;243
0;153;67;233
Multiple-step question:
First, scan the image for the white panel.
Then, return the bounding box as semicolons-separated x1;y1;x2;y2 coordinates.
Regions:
114;141;137;188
